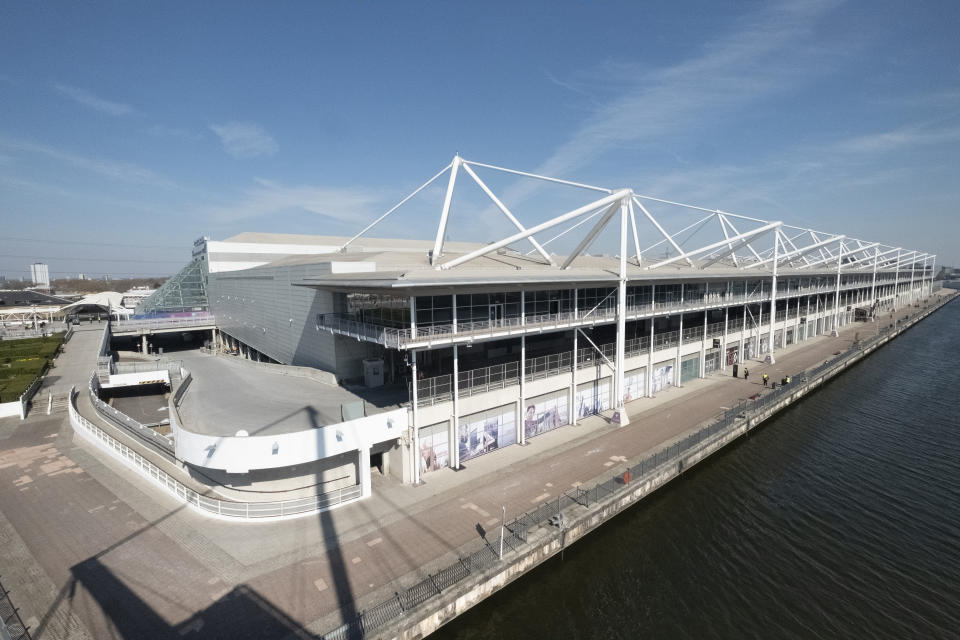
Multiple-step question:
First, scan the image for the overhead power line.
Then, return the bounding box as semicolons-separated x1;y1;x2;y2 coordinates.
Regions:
0;253;185;263
0;236;185;249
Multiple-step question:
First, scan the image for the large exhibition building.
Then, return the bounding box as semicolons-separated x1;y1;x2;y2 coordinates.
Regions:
124;156;937;506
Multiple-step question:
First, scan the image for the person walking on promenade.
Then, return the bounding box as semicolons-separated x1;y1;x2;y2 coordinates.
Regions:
744;367;750;381
762;373;769;387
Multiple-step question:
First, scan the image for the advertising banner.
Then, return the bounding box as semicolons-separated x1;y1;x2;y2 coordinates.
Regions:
419;421;449;474
575;378;611;419
652;361;674;393
524;389;569;439
623;368;645;403
459;406;516;463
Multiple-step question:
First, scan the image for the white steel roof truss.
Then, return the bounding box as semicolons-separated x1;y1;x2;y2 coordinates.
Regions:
633;198;695;267
740;232;843;270
339;161;452;252
717;214;766;264
439;189;631;270
640;212;715;256
560;201;622;270
459;162;554;266
650;221;781;270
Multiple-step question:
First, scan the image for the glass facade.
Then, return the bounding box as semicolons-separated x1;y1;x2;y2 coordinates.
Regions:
135;258;208;316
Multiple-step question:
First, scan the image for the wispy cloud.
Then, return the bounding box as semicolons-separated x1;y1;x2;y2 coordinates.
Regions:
0;137;176;187
499;0;842;208
832;123;960;154
147;124;202;142
52;83;136;116
209;122;278;158
200;178;380;222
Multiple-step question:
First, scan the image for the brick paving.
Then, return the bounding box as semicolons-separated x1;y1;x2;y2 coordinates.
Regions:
0;292;951;638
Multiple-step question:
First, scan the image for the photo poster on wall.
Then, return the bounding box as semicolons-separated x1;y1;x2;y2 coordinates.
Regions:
575;378;611;419
419;422;449;474
459;406;516;463
524;389;570;439
623;368;645;404
651;362;674;393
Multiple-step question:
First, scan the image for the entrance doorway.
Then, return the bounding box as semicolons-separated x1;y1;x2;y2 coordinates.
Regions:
488;304;503;325
370;451;384;475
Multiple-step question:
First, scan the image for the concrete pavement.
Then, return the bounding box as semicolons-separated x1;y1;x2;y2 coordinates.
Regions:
0;291;952;639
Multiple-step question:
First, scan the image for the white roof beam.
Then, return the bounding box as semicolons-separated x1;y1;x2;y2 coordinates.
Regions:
439;189;631;270
633;198;695;267
560;201;621;270
718;214;766;264
431;155;462;265
340;161;452;251
648;221;781;270
462;159;610;193
740;233;844;269
460;162;555;266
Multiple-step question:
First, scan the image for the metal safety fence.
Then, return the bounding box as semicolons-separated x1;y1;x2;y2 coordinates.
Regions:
320;293;954;640
0;576;30;640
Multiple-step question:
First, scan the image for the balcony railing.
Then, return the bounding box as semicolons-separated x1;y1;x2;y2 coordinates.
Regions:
317;281;883;349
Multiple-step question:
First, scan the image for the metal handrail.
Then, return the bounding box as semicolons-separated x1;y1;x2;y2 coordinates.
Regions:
112;314;216;333
69;386;363;519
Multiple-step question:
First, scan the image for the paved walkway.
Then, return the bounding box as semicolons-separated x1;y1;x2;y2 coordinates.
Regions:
0;292;952;639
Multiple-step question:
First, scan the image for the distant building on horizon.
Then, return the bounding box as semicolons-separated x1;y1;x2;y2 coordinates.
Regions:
30;262;50;288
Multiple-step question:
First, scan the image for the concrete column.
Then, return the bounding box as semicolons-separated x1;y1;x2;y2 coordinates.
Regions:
359;446;371;498
410;350;420;485
141;334;148;353
767;232;779;362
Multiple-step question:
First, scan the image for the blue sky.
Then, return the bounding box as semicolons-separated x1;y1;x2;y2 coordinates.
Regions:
1;0;958;280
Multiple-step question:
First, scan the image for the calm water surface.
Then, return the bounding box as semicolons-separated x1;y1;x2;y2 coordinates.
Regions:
435;299;960;640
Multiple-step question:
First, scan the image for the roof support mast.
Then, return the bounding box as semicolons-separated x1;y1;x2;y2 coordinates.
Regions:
431;155;461;265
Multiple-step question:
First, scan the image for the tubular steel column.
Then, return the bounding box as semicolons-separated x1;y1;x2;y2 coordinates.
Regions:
572;288;578;425
409;296;417;339
676;283;684;387
930;255;936;294
871;246;879;308
647;285;655;397
700;307;707;378
909;252;917;304
892;249;901;309
767;232;779;363
722;282;730;371
832;242;843;336
615;200;629;423
520;290;527;442
410;350;420;485
740;303;746;363
451;293;460;470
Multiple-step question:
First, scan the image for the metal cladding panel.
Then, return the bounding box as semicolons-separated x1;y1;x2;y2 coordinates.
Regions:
207;264;339;372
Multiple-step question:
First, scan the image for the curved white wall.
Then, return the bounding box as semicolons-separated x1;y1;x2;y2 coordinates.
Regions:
171;407;407;474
